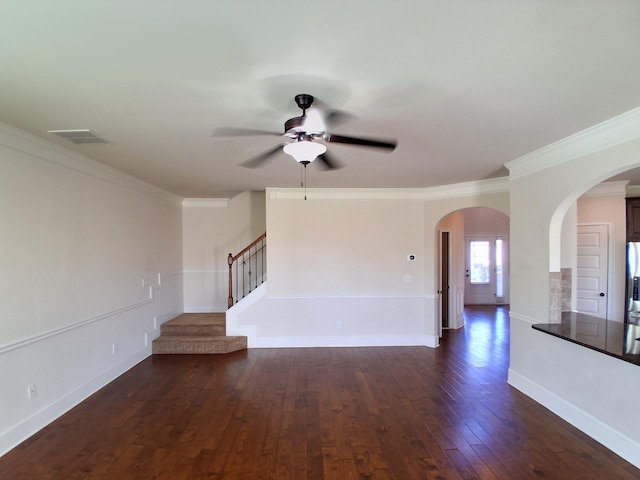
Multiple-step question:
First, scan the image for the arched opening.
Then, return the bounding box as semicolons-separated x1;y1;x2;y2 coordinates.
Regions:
436;207;510;334
551;166;640;322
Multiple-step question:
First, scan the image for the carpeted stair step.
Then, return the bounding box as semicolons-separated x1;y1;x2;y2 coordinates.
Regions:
152;312;247;355
160;313;226;336
152;335;247;354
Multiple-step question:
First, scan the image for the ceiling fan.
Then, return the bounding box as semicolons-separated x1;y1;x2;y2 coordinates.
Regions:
213;94;397;170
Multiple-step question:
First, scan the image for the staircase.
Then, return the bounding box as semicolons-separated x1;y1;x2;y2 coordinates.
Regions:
152;313;247;354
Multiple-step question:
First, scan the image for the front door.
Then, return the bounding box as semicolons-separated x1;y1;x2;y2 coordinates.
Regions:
576;224;609;318
464;236;506;305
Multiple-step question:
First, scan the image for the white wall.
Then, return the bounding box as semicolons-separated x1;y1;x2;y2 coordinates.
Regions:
463;207;509;236
267;194;425;297
182;192;265;312
560;202;578;310
227;184;509;347
0;123;183;456
507;111;640;468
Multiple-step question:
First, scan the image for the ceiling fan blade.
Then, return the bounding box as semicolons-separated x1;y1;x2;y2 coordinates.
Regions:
212;127;282;137
315;151;343;170
323;133;397;151
239;144;283;169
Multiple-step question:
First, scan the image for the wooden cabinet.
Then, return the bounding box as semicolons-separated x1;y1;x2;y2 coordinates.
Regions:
626;198;640;241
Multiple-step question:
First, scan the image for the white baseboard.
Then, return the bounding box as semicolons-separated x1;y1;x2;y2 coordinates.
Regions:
249;334;438;349
0;347;150;457
508;368;640;469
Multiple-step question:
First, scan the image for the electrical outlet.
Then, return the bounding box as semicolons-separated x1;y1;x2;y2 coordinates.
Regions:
141;278;147;287
403;274;412;283
336;320;343;329
27;384;36;399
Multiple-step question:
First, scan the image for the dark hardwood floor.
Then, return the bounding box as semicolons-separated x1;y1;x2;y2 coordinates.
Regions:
2;306;638;479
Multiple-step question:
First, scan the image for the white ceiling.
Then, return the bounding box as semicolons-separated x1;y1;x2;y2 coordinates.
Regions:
2;1;640;198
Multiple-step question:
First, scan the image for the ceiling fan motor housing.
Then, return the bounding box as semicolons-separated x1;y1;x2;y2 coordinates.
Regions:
294;93;314;111
284;115;306;136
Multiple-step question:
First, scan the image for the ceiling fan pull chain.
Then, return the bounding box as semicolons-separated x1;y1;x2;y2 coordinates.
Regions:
299;162;308;200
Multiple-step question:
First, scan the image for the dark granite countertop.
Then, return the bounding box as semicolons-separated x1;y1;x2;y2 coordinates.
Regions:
532;312;640;366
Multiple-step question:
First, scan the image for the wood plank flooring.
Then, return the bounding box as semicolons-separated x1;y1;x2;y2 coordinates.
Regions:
2;306;639;479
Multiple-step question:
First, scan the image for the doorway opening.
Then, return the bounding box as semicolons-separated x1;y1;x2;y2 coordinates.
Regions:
440;231;450;329
437;207;510;335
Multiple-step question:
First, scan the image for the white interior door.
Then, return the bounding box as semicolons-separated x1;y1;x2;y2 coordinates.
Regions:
576;224;609;318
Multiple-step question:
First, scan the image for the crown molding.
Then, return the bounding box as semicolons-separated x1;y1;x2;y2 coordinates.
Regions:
267;177;509;201
626;185;640;198
506;107;640;180
582;180;629;197
182;198;230;208
0;121;182;206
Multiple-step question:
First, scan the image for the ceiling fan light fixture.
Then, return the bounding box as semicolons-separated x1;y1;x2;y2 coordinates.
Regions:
283;140;327;163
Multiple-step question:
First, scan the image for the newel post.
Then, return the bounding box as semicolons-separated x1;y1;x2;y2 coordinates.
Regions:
227;253;234;308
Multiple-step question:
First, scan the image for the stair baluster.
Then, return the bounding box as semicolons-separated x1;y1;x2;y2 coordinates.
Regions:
228;233;266;307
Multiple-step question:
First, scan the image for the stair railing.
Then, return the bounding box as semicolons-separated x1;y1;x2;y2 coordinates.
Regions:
227;233;267;308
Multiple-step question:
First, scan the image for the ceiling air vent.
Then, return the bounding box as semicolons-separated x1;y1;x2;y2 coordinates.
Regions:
47;129;110;145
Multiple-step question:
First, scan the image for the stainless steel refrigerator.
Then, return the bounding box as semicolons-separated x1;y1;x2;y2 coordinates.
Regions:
625;242;640;326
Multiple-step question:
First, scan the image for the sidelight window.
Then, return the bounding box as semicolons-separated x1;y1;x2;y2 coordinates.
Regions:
496;238;504;298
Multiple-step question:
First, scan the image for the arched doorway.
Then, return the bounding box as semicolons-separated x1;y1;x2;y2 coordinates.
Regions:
437;207;510;335
555;172;640;321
